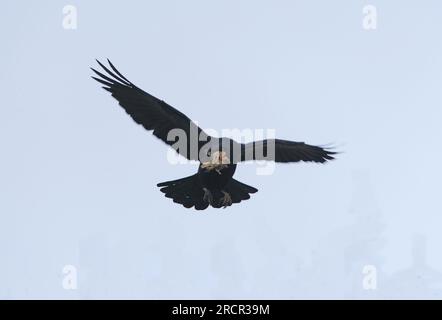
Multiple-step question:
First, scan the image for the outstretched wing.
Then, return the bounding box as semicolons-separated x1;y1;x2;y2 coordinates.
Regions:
91;59;210;161
240;139;336;163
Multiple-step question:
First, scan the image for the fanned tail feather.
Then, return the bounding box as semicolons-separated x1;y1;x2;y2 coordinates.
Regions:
157;174;209;210
157;176;258;210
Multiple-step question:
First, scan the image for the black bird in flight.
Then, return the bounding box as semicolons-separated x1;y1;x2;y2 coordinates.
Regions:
91;59;335;210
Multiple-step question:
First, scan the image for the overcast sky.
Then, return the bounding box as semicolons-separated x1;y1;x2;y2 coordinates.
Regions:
1;1;442;299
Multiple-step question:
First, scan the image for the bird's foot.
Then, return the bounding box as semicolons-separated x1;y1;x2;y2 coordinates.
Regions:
203;188;214;205
220;190;232;208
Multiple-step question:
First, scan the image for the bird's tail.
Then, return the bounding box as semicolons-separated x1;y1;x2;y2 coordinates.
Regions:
157;175;258;210
157;174;208;210
221;179;258;207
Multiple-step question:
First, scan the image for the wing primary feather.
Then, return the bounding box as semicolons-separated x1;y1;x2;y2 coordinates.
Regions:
90;68;121;85
95;59;132;86
91;76;113;87
107;59;132;84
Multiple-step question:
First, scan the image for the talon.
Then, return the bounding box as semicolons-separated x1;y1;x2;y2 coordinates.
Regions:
203;188;214;205
220;190;232;208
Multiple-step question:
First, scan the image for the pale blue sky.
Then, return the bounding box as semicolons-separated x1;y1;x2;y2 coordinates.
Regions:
1;1;442;298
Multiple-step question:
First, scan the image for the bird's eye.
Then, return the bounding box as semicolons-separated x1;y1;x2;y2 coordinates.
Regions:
207;150;211;157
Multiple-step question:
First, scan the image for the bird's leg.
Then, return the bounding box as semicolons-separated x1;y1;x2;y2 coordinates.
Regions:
203;188;214;205
220;190;233;208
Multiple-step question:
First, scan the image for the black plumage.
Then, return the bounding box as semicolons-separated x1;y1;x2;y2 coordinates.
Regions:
91;59;336;210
